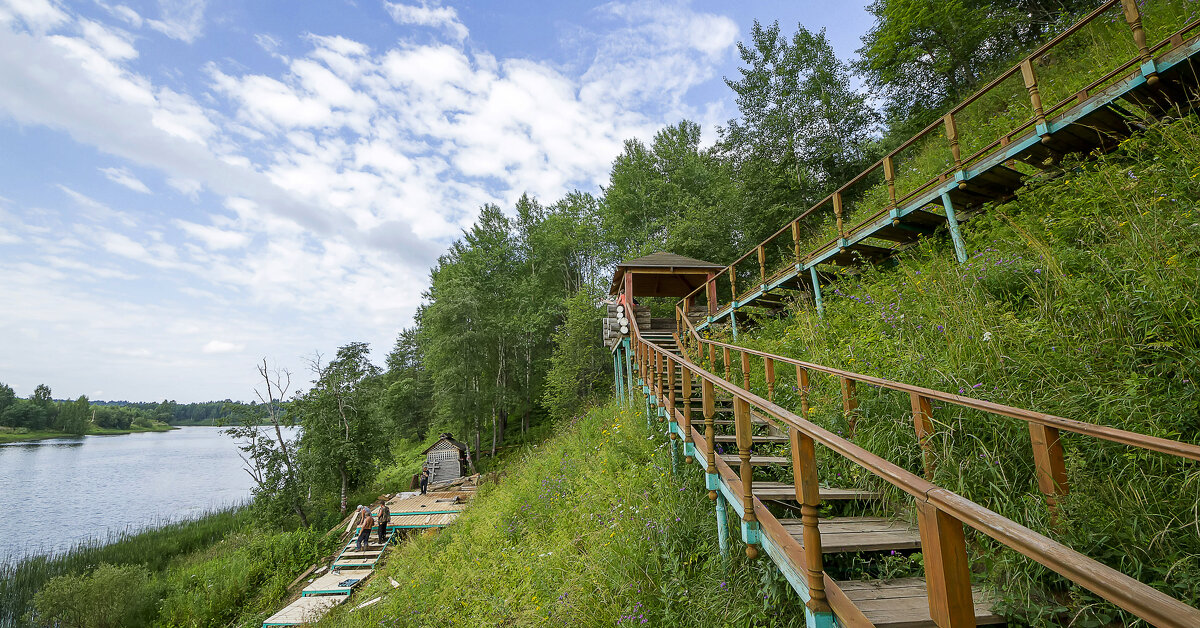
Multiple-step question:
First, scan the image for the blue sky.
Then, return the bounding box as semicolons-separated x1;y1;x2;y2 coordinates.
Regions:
0;0;873;402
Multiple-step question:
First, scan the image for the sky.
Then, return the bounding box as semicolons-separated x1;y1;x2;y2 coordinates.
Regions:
0;0;874;403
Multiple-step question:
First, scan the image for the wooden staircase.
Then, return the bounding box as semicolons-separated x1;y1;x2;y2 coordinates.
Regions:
643;325;999;627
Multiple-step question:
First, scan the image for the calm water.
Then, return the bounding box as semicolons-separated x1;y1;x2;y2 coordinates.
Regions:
0;427;261;562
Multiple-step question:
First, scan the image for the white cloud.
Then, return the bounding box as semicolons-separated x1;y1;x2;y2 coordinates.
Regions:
100;166;151;193
0;0;740;400
147;0;205;43
0;0;68;32
174;219;250;250
201;339;243;354
384;1;468;42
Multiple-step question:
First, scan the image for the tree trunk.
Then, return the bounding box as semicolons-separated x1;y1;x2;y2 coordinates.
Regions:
340;465;348;514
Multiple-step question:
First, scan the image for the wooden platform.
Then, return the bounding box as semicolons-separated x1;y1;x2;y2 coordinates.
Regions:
301;569;373;597
836;578;1004;628
262;594;348;626
779;517;921;554
380;490;470;530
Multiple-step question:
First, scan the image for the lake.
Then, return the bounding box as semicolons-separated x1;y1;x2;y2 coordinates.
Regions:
0;426;265;562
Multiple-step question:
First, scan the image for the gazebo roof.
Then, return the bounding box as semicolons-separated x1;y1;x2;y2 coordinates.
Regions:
609;251;724;297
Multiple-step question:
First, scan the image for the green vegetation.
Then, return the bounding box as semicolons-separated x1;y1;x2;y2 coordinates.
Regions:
0;384;176;443
8;1;1200;625
320;402;806;628
708;117;1200;623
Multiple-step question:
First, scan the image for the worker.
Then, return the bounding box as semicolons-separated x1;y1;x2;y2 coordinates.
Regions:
377;503;390;544
355;507;375;551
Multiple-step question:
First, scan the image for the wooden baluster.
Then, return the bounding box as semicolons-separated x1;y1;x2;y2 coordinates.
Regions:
1021;60;1048;143
833;191;846;241
1122;0;1158;85
916;502;975;628
682;367;693;463
702;379;717;498
734;396;758;558
706;276;718;316
791;221;802;265
796;365;811;420
790;427;830;615
764;357;775;402
708;343;716;370
666;356;676;423
840;377;858;437
884;154;897;207
723;347;732;382
910;393;936;479
757;245;767;286
944;113;962;172
1029;423;1069;518
654;351;663;403
740;351;751;392
728;266;738;301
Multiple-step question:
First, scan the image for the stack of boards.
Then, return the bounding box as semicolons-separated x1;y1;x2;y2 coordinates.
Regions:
261;483;477;626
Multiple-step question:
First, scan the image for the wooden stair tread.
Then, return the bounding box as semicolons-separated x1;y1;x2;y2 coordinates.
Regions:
779;517;921;553
713;434;789;444
836;577;1003;628
752;481;880;501
719;454;789;467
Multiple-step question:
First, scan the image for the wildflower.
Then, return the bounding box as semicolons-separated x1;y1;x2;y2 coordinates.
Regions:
981;331;992;342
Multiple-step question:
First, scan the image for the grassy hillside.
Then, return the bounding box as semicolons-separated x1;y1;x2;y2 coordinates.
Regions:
319;401;806;628
716;116;1200;624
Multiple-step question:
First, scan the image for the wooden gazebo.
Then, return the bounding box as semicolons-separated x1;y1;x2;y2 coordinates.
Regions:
609;252;724;300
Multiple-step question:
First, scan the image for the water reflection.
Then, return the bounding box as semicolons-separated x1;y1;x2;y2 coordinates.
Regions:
0;427;274;562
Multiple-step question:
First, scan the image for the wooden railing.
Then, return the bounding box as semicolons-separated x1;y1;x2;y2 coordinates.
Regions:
678;0;1200;319
623;296;1200;626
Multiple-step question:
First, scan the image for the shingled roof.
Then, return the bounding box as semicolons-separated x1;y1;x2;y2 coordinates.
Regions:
609;251;725;296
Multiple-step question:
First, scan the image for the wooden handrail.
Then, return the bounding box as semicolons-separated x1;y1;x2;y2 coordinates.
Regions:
678;0;1196;319
620;294;1200;624
692;334;1200;463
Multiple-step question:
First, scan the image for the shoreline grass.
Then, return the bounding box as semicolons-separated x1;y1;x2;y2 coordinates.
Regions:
0;423;177;445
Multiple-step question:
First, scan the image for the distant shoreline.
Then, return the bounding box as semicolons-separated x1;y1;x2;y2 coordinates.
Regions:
0;423;178;444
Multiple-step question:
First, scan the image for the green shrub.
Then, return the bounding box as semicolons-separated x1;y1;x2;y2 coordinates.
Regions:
32;563;159;628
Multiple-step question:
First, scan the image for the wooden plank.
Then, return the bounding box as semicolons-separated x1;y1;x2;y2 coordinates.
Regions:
302;569;372;596
836;578;1003;628
262;595;349;626
719;454;789;467
780;517;921;554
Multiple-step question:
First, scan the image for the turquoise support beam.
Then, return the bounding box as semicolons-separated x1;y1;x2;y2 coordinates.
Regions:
941;192;968;263
613;350;621;399
809;267;824;317
715;492;730;559
729;302;739;341
670;437;679;474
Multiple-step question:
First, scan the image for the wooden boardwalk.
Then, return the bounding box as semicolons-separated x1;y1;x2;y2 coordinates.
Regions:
260;481;477;626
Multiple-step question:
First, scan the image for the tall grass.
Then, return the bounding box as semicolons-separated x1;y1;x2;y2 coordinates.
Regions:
318;402;808;627
0;507;249;627
712;116;1200;625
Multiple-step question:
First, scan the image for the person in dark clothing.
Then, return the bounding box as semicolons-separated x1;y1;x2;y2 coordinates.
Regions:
377;504;390;544
419;467;429;495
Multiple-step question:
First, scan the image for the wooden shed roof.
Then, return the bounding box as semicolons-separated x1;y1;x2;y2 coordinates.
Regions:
422;435;468;455
609;251;724;296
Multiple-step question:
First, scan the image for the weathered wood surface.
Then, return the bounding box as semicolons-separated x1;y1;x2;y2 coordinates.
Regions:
779;517;922;554
302;569;373;596
262;594;348;626
837;578;1004;628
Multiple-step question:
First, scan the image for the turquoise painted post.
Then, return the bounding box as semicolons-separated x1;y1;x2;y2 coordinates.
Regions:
941;192;968;263
809;267;824;318
670;438;679;474
729;306;739;342
807;607;836;628
715;493;730;559
624;339;635;401
613;351;621;399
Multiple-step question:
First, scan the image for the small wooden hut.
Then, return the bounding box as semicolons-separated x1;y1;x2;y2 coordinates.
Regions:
422;433;468;485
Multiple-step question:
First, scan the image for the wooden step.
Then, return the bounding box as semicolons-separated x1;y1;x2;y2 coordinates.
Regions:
713;434;788;444
752;481;881;502
720;454;790;467
779;517;921;553
836;578;1003;628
